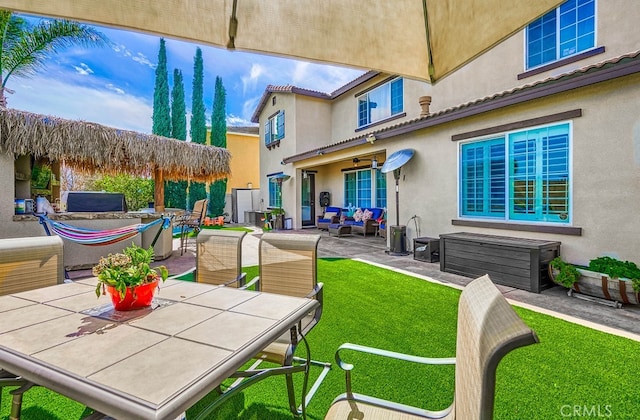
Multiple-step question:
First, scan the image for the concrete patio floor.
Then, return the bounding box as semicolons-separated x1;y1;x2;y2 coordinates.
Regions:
68;225;640;341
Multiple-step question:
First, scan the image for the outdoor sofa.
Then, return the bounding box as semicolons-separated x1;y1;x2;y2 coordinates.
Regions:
344;207;385;237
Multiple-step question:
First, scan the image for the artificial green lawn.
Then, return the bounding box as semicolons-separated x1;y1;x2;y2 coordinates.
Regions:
2;258;639;419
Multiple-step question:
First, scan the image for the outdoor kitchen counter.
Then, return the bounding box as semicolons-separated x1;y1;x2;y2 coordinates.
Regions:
12;210;184;270
12;209;184;221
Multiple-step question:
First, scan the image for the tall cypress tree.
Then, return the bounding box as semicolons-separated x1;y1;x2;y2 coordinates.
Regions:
151;38;170;209
164;68;187;209
152;38;171;137
188;47;207;211
209;76;227;217
171;69;187;140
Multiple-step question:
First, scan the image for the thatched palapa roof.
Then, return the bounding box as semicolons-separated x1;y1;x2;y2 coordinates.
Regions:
0;108;231;183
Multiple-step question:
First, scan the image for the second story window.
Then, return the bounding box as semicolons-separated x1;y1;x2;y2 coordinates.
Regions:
526;0;596;69
265;110;285;146
357;78;403;128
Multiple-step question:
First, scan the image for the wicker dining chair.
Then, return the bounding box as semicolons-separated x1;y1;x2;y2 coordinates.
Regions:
242;232;329;415
0;236;65;420
324;274;539;420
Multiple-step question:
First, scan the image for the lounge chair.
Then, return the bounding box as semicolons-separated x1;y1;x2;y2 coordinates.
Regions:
316;206;342;230
175;198;209;255
324;274;539;420
0;236;65;420
242;232;330;415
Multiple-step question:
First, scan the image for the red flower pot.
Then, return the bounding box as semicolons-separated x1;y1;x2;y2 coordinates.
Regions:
107;279;159;311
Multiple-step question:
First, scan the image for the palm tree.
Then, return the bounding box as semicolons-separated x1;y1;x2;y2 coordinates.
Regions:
0;10;109;107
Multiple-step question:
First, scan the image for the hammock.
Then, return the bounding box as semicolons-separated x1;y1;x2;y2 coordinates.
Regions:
37;214;172;246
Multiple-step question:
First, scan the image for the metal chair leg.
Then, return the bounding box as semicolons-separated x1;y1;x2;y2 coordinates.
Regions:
9;382;34;420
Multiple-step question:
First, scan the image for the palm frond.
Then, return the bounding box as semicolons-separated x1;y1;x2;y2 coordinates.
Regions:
2;18;109;83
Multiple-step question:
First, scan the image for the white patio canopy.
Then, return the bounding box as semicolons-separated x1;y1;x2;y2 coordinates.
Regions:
0;0;562;82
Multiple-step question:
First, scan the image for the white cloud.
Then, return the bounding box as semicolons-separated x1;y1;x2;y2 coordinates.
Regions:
112;43;155;69
74;63;94;75
11;77;153;134
227;114;256;127
242;96;261;122
241;64;265;95
105;83;125;95
291;61;310;85
132;52;155;69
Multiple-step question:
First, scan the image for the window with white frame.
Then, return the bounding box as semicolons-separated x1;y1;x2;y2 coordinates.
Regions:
357;78;403;128
264;110;285;146
268;178;282;208
344;169;387;209
459;122;571;224
526;0;596;69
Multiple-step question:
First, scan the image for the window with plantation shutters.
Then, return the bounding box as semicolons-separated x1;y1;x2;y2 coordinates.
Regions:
343;168;386;209
509;124;570;223
459;122;571;224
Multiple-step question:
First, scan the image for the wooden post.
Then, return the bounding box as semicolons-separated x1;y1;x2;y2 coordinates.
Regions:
154;166;165;212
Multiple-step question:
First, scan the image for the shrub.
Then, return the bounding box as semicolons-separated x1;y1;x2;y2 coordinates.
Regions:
588;256;640;292
549;257;581;288
90;174;154;211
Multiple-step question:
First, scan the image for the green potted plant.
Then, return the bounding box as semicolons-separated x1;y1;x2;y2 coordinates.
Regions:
588;256;640;293
271;208;285;230
549;255;640;306
93;243;168;311
549;257;581;288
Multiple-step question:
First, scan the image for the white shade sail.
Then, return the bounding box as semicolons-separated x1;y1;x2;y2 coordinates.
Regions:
0;0;563;82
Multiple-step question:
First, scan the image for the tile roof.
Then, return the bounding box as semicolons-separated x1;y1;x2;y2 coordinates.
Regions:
283;50;640;164
250;71;378;123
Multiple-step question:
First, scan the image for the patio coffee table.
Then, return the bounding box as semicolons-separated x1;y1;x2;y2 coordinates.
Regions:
0;278;319;420
328;223;351;237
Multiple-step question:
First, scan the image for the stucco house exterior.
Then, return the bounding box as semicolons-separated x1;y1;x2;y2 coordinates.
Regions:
252;0;640;265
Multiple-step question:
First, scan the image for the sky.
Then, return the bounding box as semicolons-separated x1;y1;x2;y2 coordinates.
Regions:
7;14;366;135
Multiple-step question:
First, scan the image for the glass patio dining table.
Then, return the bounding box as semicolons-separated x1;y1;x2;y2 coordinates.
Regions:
0;278;319;419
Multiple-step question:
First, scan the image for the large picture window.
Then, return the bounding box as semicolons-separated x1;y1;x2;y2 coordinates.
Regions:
357;78;403;128
264;110;285;146
344;169;387;209
526;0;595;69
459;123;571;224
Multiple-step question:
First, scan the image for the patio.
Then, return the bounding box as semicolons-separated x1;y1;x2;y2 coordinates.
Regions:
135;226;640;339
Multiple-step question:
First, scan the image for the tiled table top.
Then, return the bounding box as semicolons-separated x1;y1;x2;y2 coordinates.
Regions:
0;279;318;419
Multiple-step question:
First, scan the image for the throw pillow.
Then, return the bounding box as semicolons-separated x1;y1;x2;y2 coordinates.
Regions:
362;209;373;221
323;211;337;220
353;208;364;222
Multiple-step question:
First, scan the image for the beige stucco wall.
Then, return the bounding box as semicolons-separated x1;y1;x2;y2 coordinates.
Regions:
0;153;43;238
429;0;640;113
294;96;332;152
258;93;297;215
389;73;640;265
